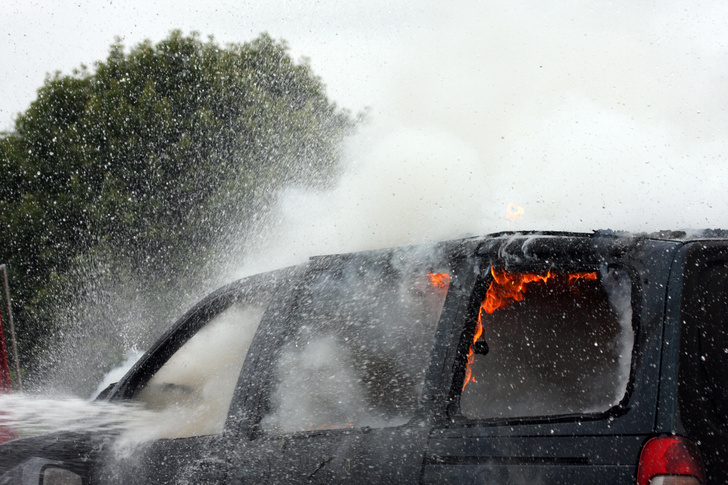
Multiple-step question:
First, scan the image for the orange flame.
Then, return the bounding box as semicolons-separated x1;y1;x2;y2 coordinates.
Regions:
568;272;597;285
428;272;451;290
506;202;525;222
462;267;598;390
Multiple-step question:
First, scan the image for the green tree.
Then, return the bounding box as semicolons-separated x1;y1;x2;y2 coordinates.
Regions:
0;31;354;391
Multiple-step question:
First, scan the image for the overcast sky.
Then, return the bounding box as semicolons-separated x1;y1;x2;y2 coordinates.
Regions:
4;1;728;239
1;0;441;131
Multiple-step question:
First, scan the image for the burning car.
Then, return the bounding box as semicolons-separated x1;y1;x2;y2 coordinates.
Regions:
0;230;726;484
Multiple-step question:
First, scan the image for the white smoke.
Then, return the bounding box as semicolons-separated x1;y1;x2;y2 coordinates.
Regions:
600;264;634;404
234;1;728;278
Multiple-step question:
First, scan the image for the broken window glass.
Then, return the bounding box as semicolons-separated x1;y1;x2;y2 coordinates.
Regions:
460;265;633;420
261;256;449;433
133;293;273;439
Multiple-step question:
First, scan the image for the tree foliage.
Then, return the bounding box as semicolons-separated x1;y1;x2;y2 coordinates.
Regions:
0;31;353;386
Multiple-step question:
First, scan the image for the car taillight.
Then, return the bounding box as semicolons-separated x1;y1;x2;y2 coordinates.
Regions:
636;436;706;485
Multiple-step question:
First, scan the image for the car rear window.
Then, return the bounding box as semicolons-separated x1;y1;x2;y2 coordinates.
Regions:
261;256;450;433
459;265;633;420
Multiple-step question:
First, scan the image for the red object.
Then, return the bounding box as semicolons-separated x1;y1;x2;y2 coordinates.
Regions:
636;436;706;485
0;309;17;443
0;309;11;392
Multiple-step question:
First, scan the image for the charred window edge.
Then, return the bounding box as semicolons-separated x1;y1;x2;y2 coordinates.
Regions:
446;262;640;426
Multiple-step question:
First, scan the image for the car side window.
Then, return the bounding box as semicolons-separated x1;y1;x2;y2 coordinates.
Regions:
458;265;634;420
681;261;728;421
132;292;274;440
678;247;728;484
260;256;450;433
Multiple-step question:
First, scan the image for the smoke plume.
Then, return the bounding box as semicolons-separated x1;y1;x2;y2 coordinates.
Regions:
237;1;728;277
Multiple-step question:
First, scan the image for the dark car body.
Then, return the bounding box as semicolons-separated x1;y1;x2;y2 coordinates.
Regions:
1;230;725;484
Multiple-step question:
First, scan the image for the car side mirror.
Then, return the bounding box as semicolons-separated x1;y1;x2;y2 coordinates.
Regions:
0;458;85;485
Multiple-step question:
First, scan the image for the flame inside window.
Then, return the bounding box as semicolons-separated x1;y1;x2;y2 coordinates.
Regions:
428;272;451;291
462;267;598;390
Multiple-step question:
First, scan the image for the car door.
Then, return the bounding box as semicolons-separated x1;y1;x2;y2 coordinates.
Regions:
86;268;296;484
422;237;664;484
225;248;458;483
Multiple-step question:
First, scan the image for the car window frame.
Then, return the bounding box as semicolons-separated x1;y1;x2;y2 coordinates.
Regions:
105;267;297;404
234;247;459;439
445;254;641;426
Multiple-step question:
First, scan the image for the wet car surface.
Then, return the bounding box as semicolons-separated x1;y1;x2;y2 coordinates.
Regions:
1;230;725;484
